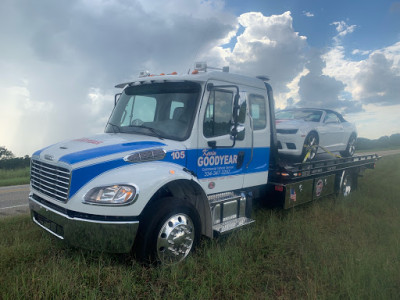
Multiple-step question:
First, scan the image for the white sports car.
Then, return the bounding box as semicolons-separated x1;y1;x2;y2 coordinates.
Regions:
275;108;357;161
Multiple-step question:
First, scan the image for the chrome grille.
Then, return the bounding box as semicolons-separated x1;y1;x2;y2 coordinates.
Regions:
31;159;71;202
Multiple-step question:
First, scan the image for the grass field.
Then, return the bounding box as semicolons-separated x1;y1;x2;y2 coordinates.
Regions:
1;155;399;299
0;167;30;187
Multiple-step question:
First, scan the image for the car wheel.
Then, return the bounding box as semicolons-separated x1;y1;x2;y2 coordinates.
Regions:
341;135;356;157
301;132;319;162
134;198;201;264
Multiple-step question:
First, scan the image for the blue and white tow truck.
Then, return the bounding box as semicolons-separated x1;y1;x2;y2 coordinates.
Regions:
29;63;378;263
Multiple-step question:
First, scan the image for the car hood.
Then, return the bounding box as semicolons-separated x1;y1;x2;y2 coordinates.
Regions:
32;133;183;167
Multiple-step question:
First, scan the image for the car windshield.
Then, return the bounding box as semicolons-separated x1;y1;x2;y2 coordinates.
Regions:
276;110;322;122
106;82;201;140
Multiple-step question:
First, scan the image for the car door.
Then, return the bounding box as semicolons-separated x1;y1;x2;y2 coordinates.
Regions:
319;112;345;151
196;80;250;194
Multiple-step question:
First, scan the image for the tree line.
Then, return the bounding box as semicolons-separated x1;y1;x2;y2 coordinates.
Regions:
0;147;30;170
355;133;400;150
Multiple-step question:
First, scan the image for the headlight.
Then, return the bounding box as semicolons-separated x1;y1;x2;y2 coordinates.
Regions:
84;185;137;206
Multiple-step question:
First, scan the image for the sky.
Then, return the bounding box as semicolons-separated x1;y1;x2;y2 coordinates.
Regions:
0;0;399;157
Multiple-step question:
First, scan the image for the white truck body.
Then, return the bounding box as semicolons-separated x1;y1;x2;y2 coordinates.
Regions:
29;69;378;263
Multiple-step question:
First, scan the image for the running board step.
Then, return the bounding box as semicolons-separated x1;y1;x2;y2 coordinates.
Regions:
213;217;255;236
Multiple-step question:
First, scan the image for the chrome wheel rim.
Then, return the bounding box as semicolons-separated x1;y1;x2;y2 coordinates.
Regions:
348;138;356;156
306;135;318;160
342;175;352;196
156;213;195;264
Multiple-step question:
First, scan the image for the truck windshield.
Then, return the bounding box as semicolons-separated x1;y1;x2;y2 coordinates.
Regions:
106;82;201;140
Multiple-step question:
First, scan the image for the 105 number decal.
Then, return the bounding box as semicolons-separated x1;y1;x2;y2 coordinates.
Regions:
171;151;185;160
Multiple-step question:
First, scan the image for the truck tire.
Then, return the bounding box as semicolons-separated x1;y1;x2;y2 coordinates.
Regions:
301;132;319;162
341;134;356;157
134;198;201;264
337;170;354;197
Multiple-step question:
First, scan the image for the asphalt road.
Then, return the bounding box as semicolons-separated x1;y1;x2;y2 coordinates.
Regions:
1;148;400;218
0;184;30;217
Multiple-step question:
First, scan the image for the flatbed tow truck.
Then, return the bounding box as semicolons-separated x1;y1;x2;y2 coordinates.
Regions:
29;63;379;263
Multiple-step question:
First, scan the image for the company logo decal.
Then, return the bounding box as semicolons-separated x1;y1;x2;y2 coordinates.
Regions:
74;138;104;145
197;149;238;177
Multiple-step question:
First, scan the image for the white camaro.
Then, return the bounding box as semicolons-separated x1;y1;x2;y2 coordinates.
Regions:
275;108;357;161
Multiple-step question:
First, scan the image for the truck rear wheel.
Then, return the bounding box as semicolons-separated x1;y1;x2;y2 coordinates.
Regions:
134;198;201;264
337;170;354;197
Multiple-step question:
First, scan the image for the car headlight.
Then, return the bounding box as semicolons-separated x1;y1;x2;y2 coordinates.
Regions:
84;185;137;206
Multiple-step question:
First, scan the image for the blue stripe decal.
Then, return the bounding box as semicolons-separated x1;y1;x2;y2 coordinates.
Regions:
32;144;56;157
69;159;129;197
68;146;270;198
60;141;165;164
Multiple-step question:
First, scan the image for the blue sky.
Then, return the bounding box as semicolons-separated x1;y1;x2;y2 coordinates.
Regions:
0;0;399;156
229;0;400;49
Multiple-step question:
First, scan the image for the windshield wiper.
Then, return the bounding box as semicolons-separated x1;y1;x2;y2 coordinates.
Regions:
107;122;121;133
128;125;164;140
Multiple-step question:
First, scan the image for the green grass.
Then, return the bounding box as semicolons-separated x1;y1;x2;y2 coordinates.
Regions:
0;167;30;187
1;156;400;299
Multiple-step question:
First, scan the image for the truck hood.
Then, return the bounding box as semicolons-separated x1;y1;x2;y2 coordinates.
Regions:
33;133;183;167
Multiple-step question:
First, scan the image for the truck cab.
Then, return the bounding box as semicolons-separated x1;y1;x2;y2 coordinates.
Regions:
29;68;276;263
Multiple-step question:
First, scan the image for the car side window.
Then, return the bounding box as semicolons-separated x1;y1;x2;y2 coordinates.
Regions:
324;112;340;124
203;90;233;138
249;94;266;130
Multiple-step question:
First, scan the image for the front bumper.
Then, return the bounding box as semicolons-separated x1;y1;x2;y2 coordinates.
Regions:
276;133;304;156
29;195;139;253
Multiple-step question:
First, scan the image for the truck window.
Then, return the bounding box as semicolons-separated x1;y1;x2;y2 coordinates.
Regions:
203;90;233;138
120;96;156;126
169;101;185;119
107;82;201;141
249;94;266;130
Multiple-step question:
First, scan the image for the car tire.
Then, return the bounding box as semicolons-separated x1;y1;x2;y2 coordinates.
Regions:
133;197;201;265
341;134;356;157
301;132;319;162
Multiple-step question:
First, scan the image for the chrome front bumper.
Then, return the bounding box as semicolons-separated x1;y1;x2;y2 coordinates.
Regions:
29;195;139;253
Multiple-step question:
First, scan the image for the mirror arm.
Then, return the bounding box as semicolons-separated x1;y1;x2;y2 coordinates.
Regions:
114;93;122;106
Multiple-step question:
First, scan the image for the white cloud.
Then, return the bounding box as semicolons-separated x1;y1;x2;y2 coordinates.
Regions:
331;21;357;44
0;0;237;156
0;1;399;156
303;11;314;17
200;11;308;94
352;49;370;56
323;43;400;106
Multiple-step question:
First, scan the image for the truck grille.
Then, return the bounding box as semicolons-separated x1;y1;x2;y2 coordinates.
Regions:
31;159;71;202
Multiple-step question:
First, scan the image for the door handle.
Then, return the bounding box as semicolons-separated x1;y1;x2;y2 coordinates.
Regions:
236;151;245;169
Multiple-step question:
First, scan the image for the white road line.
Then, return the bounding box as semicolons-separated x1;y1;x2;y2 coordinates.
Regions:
0;204;29;210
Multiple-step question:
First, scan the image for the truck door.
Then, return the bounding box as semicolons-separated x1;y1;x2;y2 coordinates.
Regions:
242;92;270;188
196;81;249;194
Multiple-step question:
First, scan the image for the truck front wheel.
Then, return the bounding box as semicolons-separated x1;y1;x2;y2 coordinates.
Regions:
134;198;201;264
